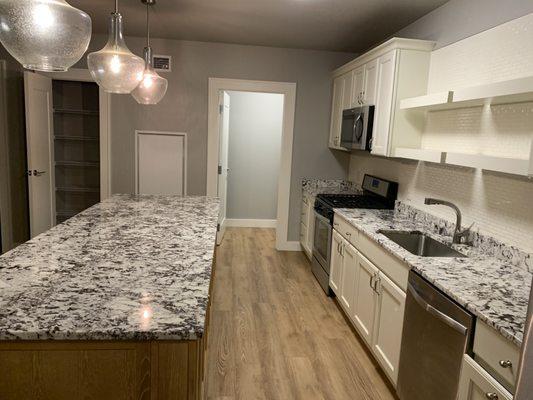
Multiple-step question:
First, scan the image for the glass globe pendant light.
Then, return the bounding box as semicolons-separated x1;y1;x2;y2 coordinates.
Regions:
87;0;144;94
0;0;92;72
131;0;167;105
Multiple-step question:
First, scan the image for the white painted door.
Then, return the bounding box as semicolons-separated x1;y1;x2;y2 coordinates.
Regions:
371;50;397;156
372;271;406;385
339;240;358;316
352;252;379;345
457;356;513;400
24;71;54;238
136;131;186;195
351;65;365;107
363;58;379;106
329;75;345;148
329;229;344;295
217;91;230;244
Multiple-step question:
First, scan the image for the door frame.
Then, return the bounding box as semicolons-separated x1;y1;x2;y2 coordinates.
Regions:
42;68;111;200
206;78;297;251
134;130;188;195
0;60;13;251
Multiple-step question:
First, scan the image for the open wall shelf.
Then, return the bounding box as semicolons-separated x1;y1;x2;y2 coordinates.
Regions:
400;76;533;111
393;147;533;177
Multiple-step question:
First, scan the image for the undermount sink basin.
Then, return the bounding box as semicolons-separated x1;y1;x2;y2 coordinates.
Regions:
378;230;466;258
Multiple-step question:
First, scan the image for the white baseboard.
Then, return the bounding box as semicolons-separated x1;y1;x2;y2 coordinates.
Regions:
225;219;277;228
276;241;303;252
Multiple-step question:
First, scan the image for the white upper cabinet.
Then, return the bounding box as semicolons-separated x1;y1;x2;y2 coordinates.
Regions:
351;65;365;107
371;50;397;156
329;75;346;149
328;38;435;155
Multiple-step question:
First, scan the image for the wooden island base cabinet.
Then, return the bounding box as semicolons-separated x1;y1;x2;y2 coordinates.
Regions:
0;337;208;400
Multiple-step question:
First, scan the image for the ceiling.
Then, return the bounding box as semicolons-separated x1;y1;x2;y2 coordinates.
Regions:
70;0;448;53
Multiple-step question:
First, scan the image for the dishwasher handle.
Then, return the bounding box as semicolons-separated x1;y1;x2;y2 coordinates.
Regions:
408;282;469;336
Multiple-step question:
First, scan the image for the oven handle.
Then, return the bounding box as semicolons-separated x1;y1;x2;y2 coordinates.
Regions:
408;283;468;336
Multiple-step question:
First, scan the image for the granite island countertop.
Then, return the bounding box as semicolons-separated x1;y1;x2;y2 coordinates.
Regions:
335;205;532;347
0;194;219;341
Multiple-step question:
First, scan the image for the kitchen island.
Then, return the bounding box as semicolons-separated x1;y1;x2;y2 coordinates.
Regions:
0;195;219;400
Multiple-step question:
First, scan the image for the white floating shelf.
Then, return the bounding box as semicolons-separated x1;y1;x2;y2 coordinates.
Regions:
394;148;445;163
400;76;533;111
445;152;532;176
399;91;453;110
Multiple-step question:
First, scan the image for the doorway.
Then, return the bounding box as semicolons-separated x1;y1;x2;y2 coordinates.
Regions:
24;69;110;238
207;78;297;250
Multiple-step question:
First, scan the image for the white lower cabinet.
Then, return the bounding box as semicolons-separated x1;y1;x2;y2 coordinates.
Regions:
331;219;407;388
329;230;344;295
372;271;406;384
352;253;379;346
300;195;315;258
339;240;358;315
458;355;513;400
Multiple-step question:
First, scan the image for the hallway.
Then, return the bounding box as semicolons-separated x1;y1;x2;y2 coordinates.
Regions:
205;228;396;400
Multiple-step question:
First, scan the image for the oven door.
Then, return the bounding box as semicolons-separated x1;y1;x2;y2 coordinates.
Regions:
312;211;332;272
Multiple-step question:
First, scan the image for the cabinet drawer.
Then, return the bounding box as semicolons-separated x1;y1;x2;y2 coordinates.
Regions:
473;321;520;392
458;355;512;400
333;214;358;247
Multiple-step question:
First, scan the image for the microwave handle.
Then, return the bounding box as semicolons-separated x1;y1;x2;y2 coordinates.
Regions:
353;114;363;141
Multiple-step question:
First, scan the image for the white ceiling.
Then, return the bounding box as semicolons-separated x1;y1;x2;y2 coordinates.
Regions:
70;0;448;52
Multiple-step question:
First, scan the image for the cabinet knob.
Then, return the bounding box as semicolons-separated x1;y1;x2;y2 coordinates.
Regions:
485;393;498;400
498;360;512;368
345;232;351;236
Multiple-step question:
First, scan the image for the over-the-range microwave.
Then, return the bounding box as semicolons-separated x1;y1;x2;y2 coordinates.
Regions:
340;105;374;150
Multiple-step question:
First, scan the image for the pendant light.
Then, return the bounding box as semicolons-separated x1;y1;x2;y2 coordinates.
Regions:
131;0;167;105
0;0;92;72
87;0;144;94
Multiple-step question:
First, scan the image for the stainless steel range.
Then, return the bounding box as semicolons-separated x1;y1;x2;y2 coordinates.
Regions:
311;174;398;294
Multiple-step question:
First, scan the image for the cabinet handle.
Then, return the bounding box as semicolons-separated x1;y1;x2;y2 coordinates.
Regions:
498;360;512;368
345;232;351;237
369;274;375;290
485;393;498;400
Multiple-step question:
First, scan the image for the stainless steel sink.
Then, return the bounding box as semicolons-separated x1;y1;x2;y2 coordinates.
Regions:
378;230;466;258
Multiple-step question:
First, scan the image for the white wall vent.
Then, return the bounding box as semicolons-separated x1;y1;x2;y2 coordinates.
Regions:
153;55;171;72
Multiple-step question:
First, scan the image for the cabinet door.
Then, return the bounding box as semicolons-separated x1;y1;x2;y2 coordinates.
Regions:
329;75;345;147
372;272;406;385
329;229;344;295
458;356;513;400
352;253;379;345
339;241;358;315
351;65;365;107
341;71;354;112
305;200;315;253
371;50;397;156
363;58;379;106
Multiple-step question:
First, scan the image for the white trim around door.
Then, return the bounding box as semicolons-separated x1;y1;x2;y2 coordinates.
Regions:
206;78;297;251
134;130;188;196
42;68;111;200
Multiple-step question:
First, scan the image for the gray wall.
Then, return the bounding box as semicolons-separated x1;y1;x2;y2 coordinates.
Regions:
226;91;283;220
0;46;29;252
394;0;533;49
78;35;355;241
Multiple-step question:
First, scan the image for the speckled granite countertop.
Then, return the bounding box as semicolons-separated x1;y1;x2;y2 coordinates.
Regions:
0;195;219;341
335;205;532;347
302;178;361;197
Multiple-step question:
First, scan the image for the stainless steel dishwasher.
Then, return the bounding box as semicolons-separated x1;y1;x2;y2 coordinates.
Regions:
397;271;474;400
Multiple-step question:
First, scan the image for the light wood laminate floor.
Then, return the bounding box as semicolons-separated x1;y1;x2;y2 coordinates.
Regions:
205;228;397;400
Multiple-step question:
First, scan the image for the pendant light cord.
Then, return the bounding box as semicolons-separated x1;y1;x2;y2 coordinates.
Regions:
115;0;118;13
146;3;150;47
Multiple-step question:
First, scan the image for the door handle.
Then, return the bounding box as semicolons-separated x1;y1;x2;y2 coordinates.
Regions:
407;283;468;335
32;170;46;176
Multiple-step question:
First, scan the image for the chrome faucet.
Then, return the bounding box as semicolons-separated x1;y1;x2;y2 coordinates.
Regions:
424;198;472;245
